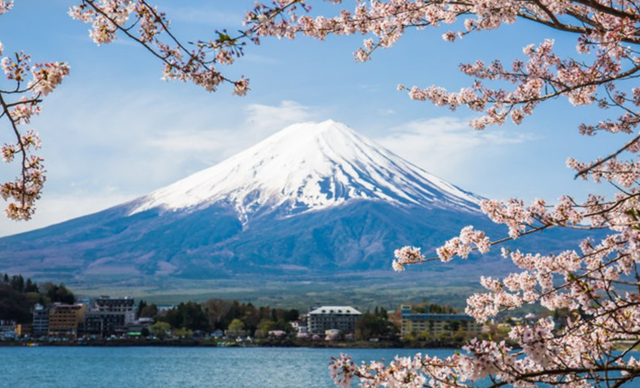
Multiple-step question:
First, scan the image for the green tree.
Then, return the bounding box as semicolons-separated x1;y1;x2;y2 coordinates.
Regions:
227;318;245;336
242;303;261;334
139;303;158;318
41;282;75;305
162;302;209;332
9;275;24;293
24;291;41;307
203;299;234;331
24;278;38;293
0;284;31;323
355;310;397;341
445;320;461;332
256;318;276;338
136;300;147;319
173;327;193;338
150;321;171;339
283;308;300;323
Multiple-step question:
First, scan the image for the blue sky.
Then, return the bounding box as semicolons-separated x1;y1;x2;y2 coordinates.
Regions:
0;1;624;236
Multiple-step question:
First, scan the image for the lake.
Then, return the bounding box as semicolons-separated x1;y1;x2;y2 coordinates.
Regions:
0;346;455;388
6;346;640;387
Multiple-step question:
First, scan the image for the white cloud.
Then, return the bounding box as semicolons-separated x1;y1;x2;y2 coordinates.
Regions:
147;100;317;159
378;108;396;116
244;100;315;131
375;117;536;190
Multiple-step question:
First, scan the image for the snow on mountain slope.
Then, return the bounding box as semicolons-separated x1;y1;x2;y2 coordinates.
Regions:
130;120;482;221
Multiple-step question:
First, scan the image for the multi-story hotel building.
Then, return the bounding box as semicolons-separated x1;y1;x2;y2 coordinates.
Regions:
48;304;86;338
400;305;482;337
308;306;361;334
84;311;127;338
95;296;136;325
32;304;49;337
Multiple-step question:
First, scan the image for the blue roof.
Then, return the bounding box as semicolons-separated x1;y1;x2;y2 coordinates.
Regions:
404;313;474;321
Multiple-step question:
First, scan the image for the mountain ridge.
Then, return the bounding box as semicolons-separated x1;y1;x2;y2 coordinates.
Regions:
129;120;482;223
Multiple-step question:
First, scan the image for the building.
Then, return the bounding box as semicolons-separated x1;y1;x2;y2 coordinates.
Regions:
0;320;17;339
0;319;16;333
400;305;482;337
95;296;136;325
48;304;86;338
15;324;32;338
290;320;307;334
79;296;136;338
83;311;127;338
32;304;49;337
308;306;361;334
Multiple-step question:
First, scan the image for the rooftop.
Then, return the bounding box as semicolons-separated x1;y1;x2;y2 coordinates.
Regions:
309;306;361;315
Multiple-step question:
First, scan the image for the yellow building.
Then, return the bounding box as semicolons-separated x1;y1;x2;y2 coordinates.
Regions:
48;304;86;338
16;324;32;338
400;305;482;337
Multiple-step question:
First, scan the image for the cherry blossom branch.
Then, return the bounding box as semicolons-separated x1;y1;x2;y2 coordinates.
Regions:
574;132;640;178
0;92;29;214
0;31;68;219
572;0;640;21
70;0;250;94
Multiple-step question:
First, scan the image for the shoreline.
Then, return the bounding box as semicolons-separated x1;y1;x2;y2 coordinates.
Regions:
0;338;463;349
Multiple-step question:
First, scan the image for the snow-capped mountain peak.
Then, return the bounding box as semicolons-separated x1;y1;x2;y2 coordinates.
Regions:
130;120;481;220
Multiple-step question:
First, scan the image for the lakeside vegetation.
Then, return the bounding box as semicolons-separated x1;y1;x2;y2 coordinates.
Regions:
0;272;75;323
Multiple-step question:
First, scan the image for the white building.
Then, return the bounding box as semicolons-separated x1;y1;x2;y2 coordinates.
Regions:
32;304;49;337
0;320;17;339
308;306;361;334
95;296;136;324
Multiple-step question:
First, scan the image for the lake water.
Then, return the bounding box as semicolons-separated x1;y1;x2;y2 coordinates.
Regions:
0;346;455;388
5;346;640;388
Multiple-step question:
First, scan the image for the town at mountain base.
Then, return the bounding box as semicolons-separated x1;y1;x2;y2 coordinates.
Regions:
0;121;593;296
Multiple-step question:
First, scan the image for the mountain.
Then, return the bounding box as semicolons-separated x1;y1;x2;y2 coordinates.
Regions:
0;120;586;301
130;120;481;219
